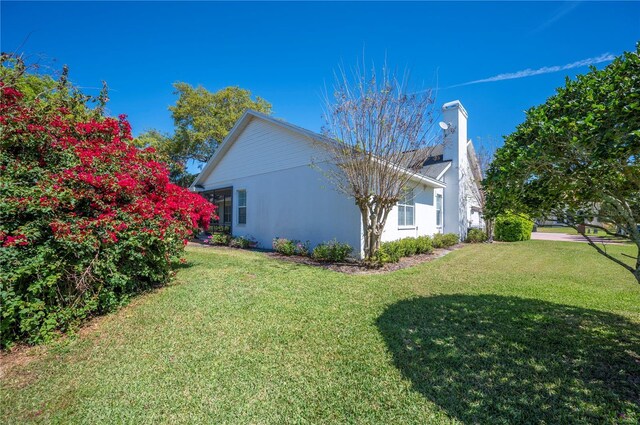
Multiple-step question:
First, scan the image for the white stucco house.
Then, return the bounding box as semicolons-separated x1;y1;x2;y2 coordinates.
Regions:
190;100;482;257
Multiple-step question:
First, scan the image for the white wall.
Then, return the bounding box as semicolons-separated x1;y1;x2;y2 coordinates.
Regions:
442;101;471;239
197;116;362;255
204;164;363;254
381;184;441;242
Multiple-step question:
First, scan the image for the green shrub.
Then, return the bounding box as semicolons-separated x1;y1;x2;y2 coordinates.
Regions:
209;233;231;246
415;235;434;254
271;238;308;256
433;233;460;249
272;237;296;255
293;240;311;256
229;236;257;249
376;241;402;263
466;228;488;243
445;233;460;246
432;234;444;248
312;239;352;262
494;214;534;242
376;236;434;264
398;237;419;256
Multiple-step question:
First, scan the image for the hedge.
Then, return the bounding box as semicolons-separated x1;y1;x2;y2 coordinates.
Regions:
494;214;534;242
377;234;459;264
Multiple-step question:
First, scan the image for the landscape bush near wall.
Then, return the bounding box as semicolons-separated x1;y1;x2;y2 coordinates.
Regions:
0;83;214;347
377;234;459;264
272;238;352;262
312;240;352;262
432;233;460;249
494;214;534;242
466;228;488;243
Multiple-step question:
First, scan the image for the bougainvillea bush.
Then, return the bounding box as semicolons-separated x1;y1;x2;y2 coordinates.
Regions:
0;81;215;347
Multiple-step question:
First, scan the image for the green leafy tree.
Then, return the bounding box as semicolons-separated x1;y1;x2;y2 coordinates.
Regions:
136;84;271;186
485;46;640;283
170;84;271;163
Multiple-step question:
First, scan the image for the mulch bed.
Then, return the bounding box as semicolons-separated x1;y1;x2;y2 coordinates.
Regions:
265;244;464;275
189;240;465;275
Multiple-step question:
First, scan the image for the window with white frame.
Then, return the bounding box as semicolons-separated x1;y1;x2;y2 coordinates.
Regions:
237;190;247;224
397;190;415;227
436;193;443;227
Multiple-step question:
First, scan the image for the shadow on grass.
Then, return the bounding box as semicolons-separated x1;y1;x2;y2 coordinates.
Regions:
376;295;640;424
171;260;199;270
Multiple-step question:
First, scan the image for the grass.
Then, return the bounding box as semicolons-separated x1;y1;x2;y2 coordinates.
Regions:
1;241;639;424
537;226;580;234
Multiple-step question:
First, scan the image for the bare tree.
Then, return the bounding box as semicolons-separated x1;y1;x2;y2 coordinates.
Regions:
321;63;438;262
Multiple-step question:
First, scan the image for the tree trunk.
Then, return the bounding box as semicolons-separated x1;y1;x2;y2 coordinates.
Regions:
358;200;391;263
485;218;494;243
358;203;374;260
362;214;383;262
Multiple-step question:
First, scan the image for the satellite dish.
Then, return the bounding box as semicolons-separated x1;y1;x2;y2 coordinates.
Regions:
438;121;449;130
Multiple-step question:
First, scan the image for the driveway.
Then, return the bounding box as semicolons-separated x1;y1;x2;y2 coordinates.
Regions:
531;232;624;244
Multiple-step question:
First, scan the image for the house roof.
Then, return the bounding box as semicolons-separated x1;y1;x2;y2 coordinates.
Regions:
425;143;445;158
398;144;445;169
422;161;452;180
190;110;446;190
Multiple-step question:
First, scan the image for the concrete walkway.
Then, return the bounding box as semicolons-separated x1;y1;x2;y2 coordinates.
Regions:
531;232;624;244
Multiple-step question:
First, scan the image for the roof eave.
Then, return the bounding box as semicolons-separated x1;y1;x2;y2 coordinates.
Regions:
409;172;446;188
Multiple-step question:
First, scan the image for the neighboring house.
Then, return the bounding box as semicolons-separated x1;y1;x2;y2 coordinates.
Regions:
190;100;482;257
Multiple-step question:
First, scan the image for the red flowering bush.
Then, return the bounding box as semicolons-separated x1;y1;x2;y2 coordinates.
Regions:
0;82;215;347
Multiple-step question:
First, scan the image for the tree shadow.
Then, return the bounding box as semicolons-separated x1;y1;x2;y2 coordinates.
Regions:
376;295;640;424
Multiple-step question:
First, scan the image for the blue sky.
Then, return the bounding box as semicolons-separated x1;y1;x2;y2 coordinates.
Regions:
2;1;639;166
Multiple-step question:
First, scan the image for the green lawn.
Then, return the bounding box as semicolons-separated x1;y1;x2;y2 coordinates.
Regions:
536;226;580;234
2;241;639;424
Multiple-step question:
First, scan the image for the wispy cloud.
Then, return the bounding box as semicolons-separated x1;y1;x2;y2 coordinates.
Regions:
532;1;581;34
448;53;616;88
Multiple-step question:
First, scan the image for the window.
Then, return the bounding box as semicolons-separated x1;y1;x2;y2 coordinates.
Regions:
398;190;415;227
237;190;247;224
436;193;443;227
204;187;232;234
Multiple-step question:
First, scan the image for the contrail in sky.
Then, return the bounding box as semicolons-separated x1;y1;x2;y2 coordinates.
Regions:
531;1;581;34
448;53;616;88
